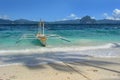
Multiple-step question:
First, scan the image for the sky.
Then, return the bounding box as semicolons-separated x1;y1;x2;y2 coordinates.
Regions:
0;0;120;21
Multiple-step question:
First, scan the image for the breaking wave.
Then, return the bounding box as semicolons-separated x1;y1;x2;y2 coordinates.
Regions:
0;43;120;58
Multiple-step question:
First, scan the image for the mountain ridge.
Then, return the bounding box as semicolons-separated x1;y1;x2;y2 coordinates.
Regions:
0;16;120;24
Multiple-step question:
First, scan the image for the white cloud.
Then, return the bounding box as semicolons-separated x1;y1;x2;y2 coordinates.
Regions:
61;13;81;21
103;13;114;20
62;18;68;21
113;9;120;19
113;9;120;15
103;13;108;16
68;13;80;19
91;16;95;19
104;9;120;20
68;13;76;18
74;16;80;19
0;15;10;19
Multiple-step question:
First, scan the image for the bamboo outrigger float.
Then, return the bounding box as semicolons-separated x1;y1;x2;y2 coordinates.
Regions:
36;21;47;46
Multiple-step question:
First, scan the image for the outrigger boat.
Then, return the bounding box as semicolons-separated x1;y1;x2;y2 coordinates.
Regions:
36;21;47;46
16;20;71;46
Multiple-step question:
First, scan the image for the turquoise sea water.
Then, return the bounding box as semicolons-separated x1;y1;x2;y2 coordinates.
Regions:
0;24;120;67
0;24;120;50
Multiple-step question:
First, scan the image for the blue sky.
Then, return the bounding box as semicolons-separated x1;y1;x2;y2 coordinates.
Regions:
0;0;120;21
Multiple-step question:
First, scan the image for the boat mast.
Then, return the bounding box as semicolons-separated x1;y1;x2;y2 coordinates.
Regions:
42;22;45;36
38;20;45;36
38;20;42;34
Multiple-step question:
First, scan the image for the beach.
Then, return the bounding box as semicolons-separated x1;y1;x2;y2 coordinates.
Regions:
0;51;120;80
0;0;120;79
0;24;120;80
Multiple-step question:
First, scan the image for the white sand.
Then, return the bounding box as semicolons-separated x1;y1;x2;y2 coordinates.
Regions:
0;56;120;80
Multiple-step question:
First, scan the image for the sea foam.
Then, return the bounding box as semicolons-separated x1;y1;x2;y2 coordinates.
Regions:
0;43;120;58
0;43;120;67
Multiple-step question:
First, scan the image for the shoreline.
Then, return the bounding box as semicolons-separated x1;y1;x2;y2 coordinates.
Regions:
0;47;120;59
0;45;120;80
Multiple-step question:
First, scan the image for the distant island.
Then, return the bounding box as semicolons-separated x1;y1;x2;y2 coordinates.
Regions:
0;16;120;25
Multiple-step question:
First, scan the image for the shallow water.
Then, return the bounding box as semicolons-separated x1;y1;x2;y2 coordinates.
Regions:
0;24;120;58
